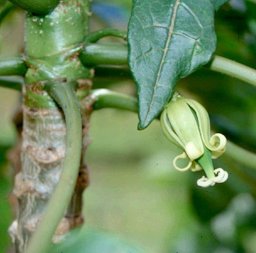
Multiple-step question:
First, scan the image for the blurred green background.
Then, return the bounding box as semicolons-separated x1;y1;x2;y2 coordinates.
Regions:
0;0;256;253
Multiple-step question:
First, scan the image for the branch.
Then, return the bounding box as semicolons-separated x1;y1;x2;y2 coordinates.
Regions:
210;55;256;88
80;44;128;67
225;142;256;169
0;76;23;90
90;89;137;112
26;82;82;253
89;89;256;171
80;44;256;88
0;57;27;76
85;28;127;43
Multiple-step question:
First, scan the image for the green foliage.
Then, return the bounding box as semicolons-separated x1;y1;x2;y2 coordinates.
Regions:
128;0;217;128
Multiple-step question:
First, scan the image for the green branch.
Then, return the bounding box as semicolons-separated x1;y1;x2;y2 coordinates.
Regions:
85;28;127;43
91;89;138;112
0;57;27;76
225;142;256;169
80;44;128;67
26;82;82;253
210;55;256;87
89;88;256;171
0;76;23;90
80;45;256;88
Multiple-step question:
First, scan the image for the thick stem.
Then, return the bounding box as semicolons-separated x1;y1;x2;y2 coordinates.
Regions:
9;0;91;252
26;82;82;253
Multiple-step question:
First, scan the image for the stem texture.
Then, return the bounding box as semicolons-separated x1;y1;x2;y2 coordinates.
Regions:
25;82;82;253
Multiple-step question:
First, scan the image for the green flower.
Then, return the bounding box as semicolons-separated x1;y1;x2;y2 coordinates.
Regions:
160;93;228;187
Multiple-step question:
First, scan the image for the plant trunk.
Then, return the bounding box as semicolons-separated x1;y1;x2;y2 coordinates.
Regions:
8;1;91;252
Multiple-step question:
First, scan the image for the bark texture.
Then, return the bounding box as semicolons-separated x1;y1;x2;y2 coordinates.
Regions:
9;85;91;252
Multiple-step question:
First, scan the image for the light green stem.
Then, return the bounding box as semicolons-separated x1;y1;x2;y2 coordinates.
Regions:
80;44;128;66
225;141;256;169
196;149;215;179
210;55;256;87
80;45;256;88
90;90;256;173
26;82;82;253
91;89;137;112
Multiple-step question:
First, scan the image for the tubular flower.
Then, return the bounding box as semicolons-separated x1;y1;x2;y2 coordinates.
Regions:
160;94;228;187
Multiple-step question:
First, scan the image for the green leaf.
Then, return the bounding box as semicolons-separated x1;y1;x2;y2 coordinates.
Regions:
128;0;217;128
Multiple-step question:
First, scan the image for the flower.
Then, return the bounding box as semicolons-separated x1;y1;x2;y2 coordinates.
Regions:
160;93;228;187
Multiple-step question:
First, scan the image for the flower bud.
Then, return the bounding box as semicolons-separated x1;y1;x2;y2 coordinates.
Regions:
160;94;228;187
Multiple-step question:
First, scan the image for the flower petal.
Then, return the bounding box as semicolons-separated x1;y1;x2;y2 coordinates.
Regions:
173;152;192;171
186;99;227;157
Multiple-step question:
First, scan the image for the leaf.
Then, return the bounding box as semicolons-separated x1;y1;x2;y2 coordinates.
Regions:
128;0;217;128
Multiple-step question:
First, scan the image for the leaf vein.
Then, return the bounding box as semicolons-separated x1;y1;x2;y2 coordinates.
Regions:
144;0;181;122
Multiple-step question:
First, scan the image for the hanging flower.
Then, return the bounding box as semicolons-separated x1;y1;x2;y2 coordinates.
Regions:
160;93;228;187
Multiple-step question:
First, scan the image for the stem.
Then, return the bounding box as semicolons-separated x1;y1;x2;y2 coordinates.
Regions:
80;45;256;88
0;57;27;76
0;76;23;90
91;89;138;112
90;90;256;173
80;44;128;66
196;149;215;179
209;55;256;87
0;2;15;24
85;28;127;43
94;66;131;79
225;141;256;169
26;82;82;253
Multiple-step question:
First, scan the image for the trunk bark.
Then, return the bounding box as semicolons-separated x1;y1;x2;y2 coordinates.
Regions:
8;0;91;252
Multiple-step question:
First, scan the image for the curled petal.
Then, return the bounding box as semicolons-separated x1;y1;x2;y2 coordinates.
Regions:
186;99;227;158
209;133;227;158
173;152;192;172
213;168;228;183
197;176;215;187
197;168;229;187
